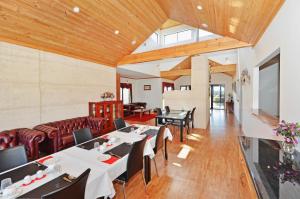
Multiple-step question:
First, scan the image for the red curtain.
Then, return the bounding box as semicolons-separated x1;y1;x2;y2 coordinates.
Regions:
120;83;132;103
162;82;175;93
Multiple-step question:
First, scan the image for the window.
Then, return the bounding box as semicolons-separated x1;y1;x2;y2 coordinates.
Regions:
198;29;213;38
150;33;159;44
164;29;192;45
178;30;192;42
180;85;191;91
162;82;175;93
164;33;177;45
120;83;132;104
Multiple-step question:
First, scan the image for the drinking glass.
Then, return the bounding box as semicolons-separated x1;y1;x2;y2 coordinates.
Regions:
94;142;100;151
1;178;12;193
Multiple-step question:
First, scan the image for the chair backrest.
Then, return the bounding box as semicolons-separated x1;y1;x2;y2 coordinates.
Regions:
185;111;191;126
73;128;93;145
165;106;170;113
114;118;126;130
0;145;28;173
155;108;164;125
154;125;166;154
126;137;148;181
41;168;90;199
191;107;196;119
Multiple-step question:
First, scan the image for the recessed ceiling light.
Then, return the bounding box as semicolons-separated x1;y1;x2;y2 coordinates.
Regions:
131;40;137;45
114;30;120;35
197;5;203;10
73;6;80;13
202;23;208;28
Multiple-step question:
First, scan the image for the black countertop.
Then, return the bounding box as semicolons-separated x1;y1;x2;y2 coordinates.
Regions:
239;136;300;199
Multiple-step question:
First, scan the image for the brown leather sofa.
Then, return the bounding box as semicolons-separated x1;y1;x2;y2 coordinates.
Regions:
34;116;104;154
0;128;46;160
124;102;147;117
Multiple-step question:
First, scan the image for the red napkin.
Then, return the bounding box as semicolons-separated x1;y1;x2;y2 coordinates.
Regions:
102;156;119;164
147;135;153;140
101;135;109;139
37;156;53;164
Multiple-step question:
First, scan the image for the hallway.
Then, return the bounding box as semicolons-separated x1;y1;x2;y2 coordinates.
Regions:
118;110;245;199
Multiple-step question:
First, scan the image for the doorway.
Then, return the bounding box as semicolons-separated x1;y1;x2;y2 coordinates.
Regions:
210;84;225;110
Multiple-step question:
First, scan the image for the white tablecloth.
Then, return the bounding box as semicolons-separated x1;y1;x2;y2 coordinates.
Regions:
1;125;172;199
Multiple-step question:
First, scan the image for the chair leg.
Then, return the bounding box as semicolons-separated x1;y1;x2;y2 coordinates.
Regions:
153;157;159;176
121;181;126;199
141;170;147;194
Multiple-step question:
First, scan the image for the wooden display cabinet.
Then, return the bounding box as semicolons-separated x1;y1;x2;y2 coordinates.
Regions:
89;100;123;133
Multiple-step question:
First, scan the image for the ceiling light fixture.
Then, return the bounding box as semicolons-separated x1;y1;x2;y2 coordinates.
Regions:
131;40;137;45
114;30;120;35
202;23;208;28
196;5;203;10
73;6;80;13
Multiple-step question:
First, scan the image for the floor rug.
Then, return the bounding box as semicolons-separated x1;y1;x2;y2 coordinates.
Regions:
125;113;157;122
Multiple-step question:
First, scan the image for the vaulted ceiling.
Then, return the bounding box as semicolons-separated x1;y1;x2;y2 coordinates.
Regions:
156;0;284;44
0;0;167;66
0;0;284;67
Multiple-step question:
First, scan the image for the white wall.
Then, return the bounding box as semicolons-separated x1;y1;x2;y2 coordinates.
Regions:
163;55;210;129
120;77;173;109
236;0;300;142
0;42;116;131
174;76;191;90
210;73;233;101
259;63;279;117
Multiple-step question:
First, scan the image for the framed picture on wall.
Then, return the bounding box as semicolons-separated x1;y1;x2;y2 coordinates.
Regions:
144;85;151;90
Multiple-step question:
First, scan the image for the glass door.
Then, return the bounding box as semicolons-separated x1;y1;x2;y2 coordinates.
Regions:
210;85;225;110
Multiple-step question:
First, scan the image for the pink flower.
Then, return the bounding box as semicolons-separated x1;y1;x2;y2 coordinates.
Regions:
286;137;291;143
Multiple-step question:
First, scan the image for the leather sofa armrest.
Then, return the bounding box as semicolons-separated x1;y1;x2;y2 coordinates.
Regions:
33;125;58;140
18;128;45;144
18;128;46;160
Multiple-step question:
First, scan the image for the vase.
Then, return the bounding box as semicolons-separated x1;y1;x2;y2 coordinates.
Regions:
282;141;295;154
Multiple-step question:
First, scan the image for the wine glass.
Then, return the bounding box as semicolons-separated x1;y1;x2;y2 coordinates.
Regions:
94;142;100;151
1;178;12;193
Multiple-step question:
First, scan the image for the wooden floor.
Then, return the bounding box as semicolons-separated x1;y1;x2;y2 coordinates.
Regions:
113;110;245;199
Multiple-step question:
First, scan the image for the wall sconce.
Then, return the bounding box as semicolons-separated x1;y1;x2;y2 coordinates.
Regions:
241;69;250;85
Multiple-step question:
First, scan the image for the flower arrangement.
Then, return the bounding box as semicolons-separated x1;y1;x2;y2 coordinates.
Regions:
273;120;300;145
101;92;115;100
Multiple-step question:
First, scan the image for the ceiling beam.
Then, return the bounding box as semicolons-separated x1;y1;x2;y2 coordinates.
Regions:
210;64;236;73
118;37;251;65
160;69;191;78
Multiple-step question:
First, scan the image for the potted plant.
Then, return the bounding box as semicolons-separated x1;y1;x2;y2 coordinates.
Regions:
273;120;300;154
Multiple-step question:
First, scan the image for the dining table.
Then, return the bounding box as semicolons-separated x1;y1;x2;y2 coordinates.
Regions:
0;124;173;199
155;110;187;142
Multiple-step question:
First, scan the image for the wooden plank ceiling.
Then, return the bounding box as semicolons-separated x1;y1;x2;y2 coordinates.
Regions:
0;0;167;66
0;0;284;67
155;0;284;44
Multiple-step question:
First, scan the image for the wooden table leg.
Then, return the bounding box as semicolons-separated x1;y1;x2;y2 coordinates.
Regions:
180;120;183;142
144;155;151;184
164;138;168;160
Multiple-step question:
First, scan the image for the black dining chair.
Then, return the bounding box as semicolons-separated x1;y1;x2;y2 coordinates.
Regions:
189;107;196;128
41;168;91;199
114;118;126;130
171;111;191;139
116;137;148;199
73;128;93;145
153;125;166;176
165;106;170;113
155;108;166;126
0;145;28;173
